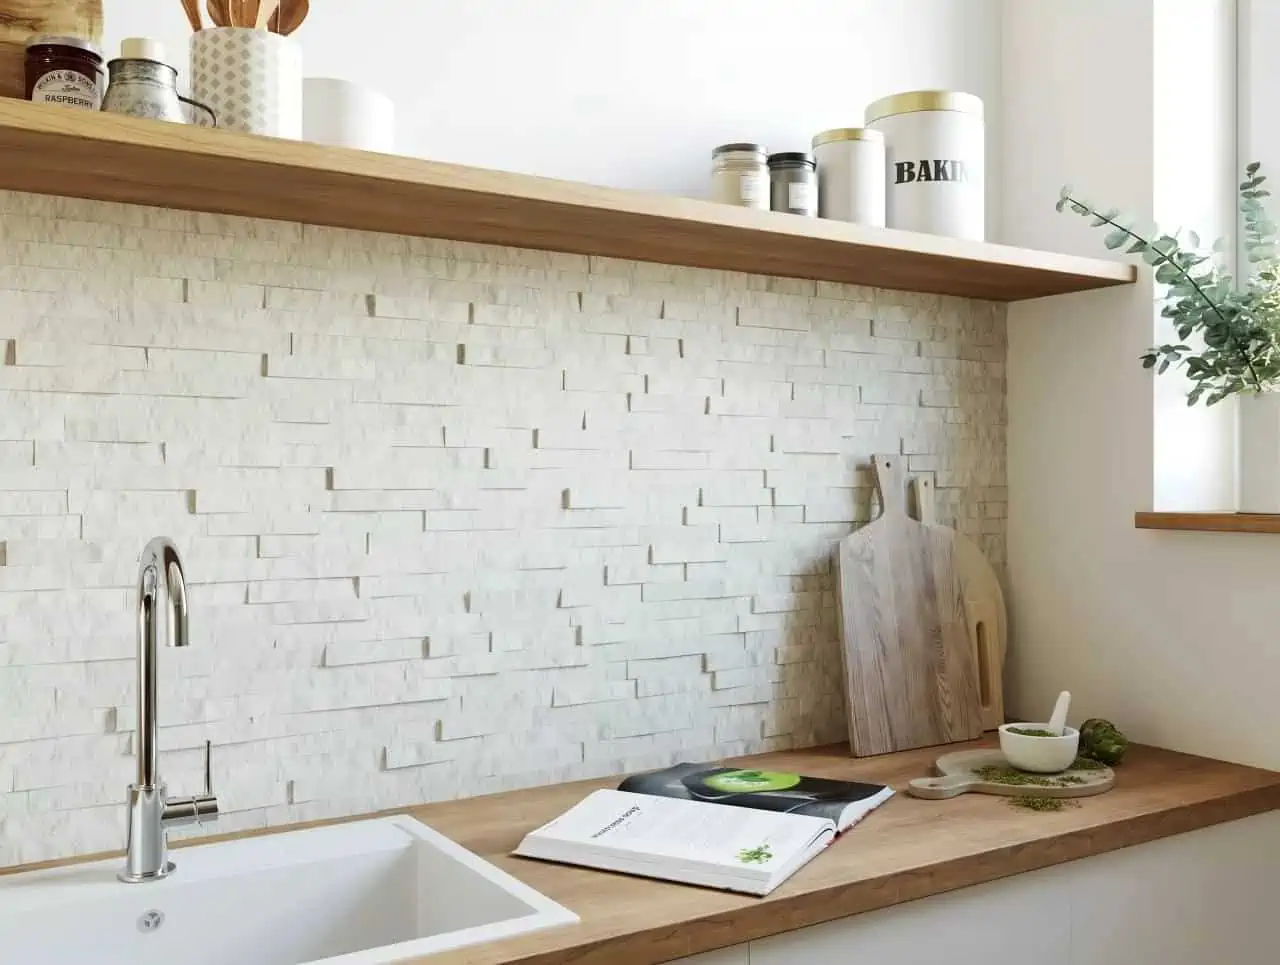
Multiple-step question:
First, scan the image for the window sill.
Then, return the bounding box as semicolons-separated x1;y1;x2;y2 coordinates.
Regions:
1135;512;1280;533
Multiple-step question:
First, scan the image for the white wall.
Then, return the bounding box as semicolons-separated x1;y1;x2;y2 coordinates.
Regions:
101;0;1002;231
0;190;1006;866
1003;0;1280;769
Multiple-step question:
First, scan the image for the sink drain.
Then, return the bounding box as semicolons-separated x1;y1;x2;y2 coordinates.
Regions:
137;910;165;934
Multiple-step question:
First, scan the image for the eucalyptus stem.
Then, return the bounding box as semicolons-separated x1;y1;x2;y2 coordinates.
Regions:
1063;194;1265;392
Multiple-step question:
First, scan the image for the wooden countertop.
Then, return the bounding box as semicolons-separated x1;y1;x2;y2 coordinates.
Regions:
6;739;1279;965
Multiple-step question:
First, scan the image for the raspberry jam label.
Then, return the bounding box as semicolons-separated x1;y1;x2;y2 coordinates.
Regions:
32;69;102;110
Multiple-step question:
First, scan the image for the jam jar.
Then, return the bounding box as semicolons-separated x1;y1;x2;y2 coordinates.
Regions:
25;36;105;111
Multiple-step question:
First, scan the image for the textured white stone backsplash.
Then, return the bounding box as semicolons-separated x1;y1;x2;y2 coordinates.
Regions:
0;190;1006;865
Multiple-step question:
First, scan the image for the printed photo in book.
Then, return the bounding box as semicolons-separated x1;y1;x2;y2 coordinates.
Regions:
618;762;894;832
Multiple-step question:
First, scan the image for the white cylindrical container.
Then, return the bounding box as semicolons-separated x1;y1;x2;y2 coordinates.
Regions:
190;28;302;138
303;78;395;152
711;143;769;209
864;90;984;240
812;128;885;226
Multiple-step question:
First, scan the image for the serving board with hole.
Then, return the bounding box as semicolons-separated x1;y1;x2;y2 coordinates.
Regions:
906;749;1116;800
0;1;104;98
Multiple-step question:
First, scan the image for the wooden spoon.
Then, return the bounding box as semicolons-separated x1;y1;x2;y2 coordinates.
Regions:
206;0;230;27
182;0;203;31
269;0;309;35
256;0;279;30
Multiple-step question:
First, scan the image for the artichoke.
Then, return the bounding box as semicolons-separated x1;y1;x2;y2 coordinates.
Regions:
1079;718;1129;766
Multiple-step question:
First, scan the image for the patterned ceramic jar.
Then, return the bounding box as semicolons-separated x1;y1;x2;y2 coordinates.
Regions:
190;28;301;138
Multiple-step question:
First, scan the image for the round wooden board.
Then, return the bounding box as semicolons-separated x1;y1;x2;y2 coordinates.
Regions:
906;748;1116;800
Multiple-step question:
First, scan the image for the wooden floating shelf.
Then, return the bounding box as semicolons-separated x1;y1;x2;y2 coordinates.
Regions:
0;99;1136;302
1135;512;1280;534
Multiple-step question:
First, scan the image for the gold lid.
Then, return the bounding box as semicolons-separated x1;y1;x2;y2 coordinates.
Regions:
811;127;885;148
864;90;984;125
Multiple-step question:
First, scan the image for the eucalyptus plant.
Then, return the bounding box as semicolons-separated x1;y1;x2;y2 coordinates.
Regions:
1056;163;1280;405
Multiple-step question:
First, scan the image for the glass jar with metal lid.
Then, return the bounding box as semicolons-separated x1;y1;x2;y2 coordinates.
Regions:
711;142;769;210
812;128;885;226
767;152;817;217
864;89;985;240
25;35;105;111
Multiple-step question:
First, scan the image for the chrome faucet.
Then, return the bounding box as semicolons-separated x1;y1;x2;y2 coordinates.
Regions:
119;537;218;883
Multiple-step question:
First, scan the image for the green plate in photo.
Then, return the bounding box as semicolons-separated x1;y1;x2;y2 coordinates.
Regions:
702;769;801;793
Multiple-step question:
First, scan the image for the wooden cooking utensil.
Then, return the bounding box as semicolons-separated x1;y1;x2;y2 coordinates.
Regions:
906;748;1115;801
181;0;203;31
0;0;103;98
837;455;985;757
207;0;230;27
269;0;308;35
913;476;1008;732
255;0;278;30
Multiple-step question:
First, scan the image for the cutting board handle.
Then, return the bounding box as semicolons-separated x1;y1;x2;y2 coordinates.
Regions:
914;475;936;524
872;454;908;518
907;774;977;800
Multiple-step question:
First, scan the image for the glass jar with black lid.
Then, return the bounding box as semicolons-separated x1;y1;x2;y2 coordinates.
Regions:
768;152;818;216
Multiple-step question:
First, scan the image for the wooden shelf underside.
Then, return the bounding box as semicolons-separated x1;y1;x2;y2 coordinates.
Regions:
1135;512;1280;534
0;99;1136;302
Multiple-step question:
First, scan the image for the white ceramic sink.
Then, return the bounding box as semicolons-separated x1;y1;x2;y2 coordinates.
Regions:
0;815;577;965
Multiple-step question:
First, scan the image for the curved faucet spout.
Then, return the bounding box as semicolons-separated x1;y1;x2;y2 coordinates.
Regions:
122;537;217;883
136;537;188;789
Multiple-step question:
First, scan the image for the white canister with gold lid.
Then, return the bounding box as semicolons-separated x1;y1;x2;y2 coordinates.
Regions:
812;127;885;227
864;90;984;240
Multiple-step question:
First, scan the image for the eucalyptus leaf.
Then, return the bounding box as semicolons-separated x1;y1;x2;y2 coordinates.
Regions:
1104;228;1129;249
1055;165;1279;404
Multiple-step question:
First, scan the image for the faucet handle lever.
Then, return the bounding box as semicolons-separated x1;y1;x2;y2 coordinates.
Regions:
162;740;219;829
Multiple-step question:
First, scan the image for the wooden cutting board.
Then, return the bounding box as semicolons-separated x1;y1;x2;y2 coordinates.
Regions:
836;454;984;757
906;748;1115;800
0;1;104;99
913;476;1008;731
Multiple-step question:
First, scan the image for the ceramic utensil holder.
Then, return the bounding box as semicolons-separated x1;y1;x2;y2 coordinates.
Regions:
190;27;301;138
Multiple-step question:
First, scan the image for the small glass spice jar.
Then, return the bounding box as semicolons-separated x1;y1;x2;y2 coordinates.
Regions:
768;152;818;216
25;35;105;111
711;143;769;209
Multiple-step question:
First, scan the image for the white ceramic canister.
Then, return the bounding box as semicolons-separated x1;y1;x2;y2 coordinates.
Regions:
303;78;396;152
864;90;984;240
711;143;769;209
190;27;302;138
812;128;885;226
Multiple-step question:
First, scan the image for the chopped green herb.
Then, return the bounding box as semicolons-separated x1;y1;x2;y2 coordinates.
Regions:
1008;727;1058;737
1008;796;1078;813
1070;756;1107;771
973;765;1063;787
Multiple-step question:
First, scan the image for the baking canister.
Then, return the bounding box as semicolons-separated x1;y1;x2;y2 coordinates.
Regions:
190;27;301;138
711;143;769;209
767;152;817;217
812;128;885;226
303;77;395;152
864;90;984;240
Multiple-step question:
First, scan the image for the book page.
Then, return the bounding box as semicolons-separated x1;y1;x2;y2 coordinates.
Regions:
527;789;832;872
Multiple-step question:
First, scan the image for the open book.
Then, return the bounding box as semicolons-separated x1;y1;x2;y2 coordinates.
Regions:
514;764;893;896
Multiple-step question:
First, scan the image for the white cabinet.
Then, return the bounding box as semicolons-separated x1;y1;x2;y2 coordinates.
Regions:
751;867;1069;965
671;812;1280;965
